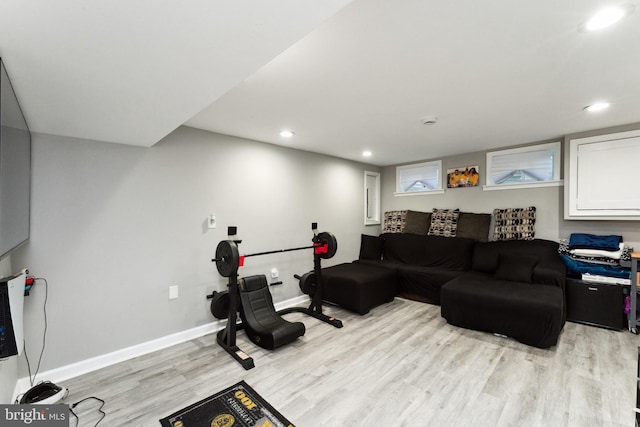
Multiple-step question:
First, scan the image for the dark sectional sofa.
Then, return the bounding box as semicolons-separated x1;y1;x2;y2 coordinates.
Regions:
321;232;566;348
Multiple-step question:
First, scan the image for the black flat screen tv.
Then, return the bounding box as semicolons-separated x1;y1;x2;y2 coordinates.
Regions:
0;58;31;260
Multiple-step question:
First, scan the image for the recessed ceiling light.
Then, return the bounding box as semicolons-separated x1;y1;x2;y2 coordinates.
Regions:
362;150;373;157
584;102;610;112
582;5;633;31
279;130;295;138
421;115;438;125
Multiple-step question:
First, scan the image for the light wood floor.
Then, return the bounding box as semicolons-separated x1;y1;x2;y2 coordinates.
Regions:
63;298;639;426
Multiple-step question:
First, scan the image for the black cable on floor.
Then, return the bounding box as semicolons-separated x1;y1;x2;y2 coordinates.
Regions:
24;277;49;387
69;396;106;427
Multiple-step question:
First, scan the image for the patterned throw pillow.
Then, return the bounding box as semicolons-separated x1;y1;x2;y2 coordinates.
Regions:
382;210;407;233
492;206;536;241
427;208;460;237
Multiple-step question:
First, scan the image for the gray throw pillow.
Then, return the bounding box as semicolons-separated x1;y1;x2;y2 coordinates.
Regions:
403;210;432;235
457;212;491;242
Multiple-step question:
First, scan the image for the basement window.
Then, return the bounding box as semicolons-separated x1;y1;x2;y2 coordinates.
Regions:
395;160;444;196
484;142;562;191
364;171;381;225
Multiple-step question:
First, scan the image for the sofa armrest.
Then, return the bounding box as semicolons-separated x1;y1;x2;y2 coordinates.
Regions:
533;259;566;289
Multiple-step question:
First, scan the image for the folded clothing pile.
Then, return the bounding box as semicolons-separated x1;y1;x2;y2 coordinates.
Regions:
559;233;632;283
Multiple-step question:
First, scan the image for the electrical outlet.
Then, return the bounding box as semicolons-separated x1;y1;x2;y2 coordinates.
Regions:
208;214;216;229
169;285;179;300
271;268;279;279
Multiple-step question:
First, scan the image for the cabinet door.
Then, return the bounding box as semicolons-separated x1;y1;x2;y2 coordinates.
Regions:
565;129;640;220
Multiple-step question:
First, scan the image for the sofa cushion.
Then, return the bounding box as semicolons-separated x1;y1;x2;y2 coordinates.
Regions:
472;239;565;287
396;265;464;304
456;212;491;242
428;208;460;237
494;253;538;283
359;234;383;260
492;206;536;241
382;210;407;233
382;233;475;270
403;210;431;235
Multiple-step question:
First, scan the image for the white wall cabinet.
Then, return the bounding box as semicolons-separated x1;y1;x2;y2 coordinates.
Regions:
565;129;640;220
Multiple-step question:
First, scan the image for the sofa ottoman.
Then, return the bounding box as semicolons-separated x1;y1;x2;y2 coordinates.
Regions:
440;273;564;348
321;262;397;314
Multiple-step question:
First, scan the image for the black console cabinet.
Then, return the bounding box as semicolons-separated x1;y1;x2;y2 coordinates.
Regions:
565;278;626;330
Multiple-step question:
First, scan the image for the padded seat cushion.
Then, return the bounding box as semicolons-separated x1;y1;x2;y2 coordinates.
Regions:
239;275;305;350
441;273;564;348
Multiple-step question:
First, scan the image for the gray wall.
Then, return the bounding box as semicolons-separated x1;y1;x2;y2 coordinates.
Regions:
11;126;379;373
0;255;18;403
381;138;640;247
8;120;639;393
381;147;564;241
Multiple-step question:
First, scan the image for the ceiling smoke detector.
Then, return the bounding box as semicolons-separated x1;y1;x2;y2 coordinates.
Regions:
421;115;438;125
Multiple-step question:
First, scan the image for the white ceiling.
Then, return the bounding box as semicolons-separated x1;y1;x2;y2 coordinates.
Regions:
0;0;353;145
2;0;639;166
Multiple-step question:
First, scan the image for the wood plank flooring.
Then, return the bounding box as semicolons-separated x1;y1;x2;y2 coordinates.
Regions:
62;298;639;426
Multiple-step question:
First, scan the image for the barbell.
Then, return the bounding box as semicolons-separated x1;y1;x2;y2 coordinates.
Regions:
212;231;338;277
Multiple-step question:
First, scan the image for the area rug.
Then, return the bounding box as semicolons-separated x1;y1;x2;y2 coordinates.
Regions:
159;380;295;427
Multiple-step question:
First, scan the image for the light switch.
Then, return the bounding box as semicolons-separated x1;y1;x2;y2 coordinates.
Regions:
169;285;179;300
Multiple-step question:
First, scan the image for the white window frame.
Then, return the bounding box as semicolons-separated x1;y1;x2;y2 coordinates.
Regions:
483;141;563;191
364;171;381;225
395;160;444;196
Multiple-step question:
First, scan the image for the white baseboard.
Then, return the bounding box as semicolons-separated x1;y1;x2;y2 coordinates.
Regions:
274;295;309;312
12;294;309;402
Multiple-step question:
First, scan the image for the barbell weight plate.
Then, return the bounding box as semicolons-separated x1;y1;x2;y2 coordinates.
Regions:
210;290;231;319
317;231;338;259
297;271;316;296
215;240;240;277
